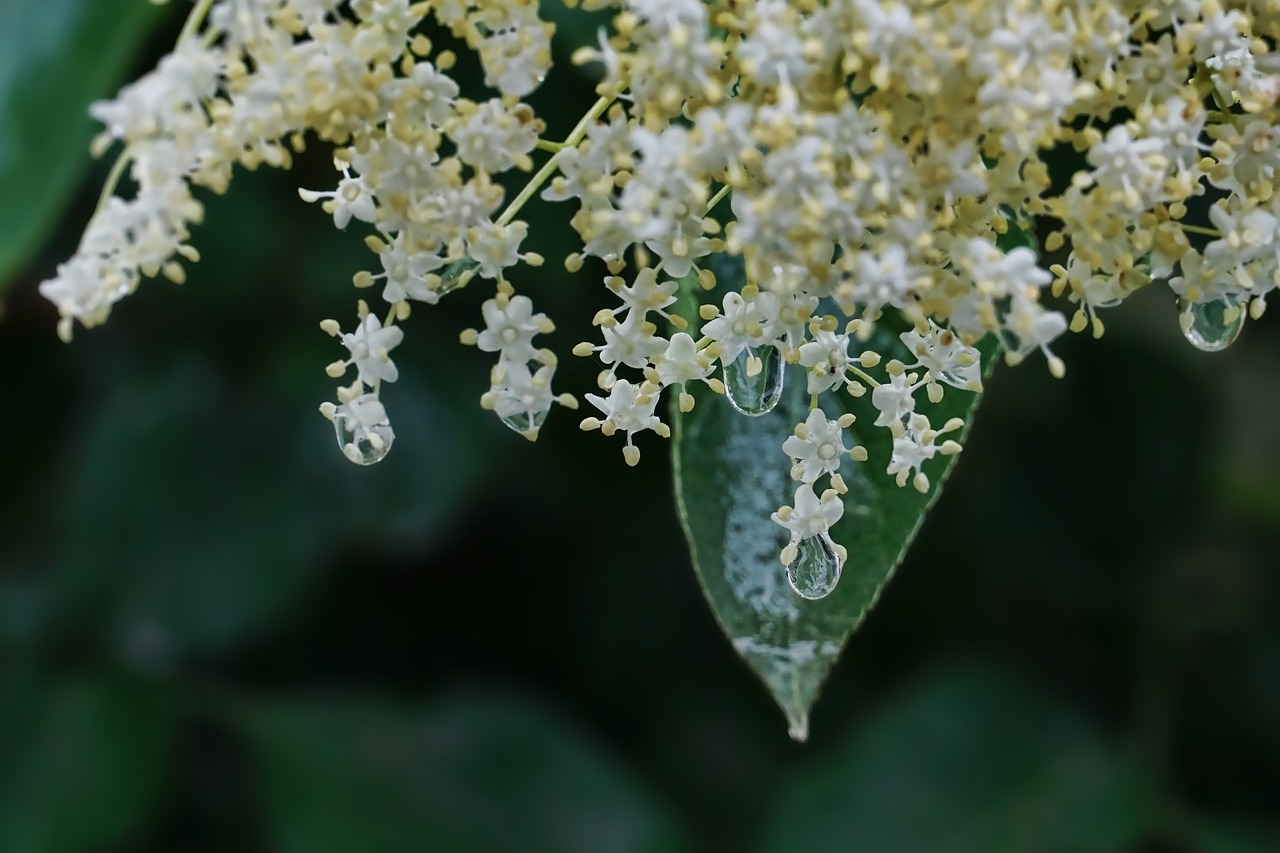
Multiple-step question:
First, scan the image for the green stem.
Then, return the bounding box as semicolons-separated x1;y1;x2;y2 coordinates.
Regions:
94;146;133;214
848;365;881;388
705;184;731;215
1179;223;1222;238
178;0;218;45
495;93;616;227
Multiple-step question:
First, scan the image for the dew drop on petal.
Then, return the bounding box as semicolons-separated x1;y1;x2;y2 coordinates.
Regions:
786;534;842;601
1178;296;1244;353
437;257;480;296
499;408;547;438
336;419;393;465
334;395;394;465
723;344;784;416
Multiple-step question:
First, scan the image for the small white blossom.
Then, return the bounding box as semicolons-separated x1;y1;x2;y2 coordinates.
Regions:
335;307;404;386
581;379;669;465
597;314;668;373
298;163;377;229
871;371;919;427
476;294;550;362
702;292;768;364
466;220;532;281
483;358;557;440
610;267;678;319
772;483;844;541
651;333;716;392
368;234;444;305
322;390;396;465
1001;296;1069;377
447;99;540;175
899;323;983;392
796;331;851;395
886;414;964;493
782;409;852;484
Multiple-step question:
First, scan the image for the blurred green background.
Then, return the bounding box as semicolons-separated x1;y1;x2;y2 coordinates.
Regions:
2;3;1279;851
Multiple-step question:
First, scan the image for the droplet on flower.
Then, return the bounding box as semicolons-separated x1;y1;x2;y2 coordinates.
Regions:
1178;296;1244;352
786;534;842;601
437;257;480;296
499;408;547;437
333;394;394;465
723;345;783;416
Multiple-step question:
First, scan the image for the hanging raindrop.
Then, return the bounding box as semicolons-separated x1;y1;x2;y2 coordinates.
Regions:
334;394;394;465
490;360;552;440
723;345;784;416
1178;296;1245;352
436;257;480;297
786;534;843;600
499;408;547;437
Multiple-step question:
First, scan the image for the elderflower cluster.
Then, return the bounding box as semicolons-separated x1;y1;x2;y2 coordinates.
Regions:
40;0;1280;595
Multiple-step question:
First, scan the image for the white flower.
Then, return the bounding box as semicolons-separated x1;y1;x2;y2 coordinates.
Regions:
465;220;531;281
597;314;668;372
470;2;553;97
736;0;816;86
652;332;714;388
323;390;395;465
899;322;983;392
476;294;550;362
871;371;919;427
483;358;556;440
797;330;851;394
447;99;539;175
581;379;668;465
838;246;917;317
961;240;1051;296
886;414;963;492
772;483;844;540
1001;296;1068;376
371;233;444;305
620;126;712;276
701;292;767;364
298;163;377;229
782;409;851;484
39;255;126;341
338;309;404;385
1086;124;1169;211
611;267;678;319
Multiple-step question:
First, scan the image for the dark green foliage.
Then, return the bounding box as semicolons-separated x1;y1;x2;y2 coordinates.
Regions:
1;5;1279;851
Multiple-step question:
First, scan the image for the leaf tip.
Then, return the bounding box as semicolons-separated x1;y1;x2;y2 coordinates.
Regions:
786;710;810;743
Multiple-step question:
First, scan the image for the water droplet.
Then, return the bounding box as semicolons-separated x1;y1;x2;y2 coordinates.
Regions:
1178;296;1245;352
786;534;842;600
333;394;394;465
437;257;480;296
499;408;547;437
723;345;783;416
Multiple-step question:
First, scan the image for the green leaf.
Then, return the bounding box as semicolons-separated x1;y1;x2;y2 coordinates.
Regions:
0;0;169;286
672;254;996;739
763;665;1156;853
2;350;488;665
236;692;690;853
0;674;178;853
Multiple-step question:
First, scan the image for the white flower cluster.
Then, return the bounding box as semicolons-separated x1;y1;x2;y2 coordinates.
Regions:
41;0;1280;592
43;0;556;461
